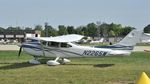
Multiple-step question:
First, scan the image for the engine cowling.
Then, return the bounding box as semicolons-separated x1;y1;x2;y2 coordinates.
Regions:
47;60;60;66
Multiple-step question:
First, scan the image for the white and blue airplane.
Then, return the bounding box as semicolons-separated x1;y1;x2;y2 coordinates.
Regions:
18;29;143;65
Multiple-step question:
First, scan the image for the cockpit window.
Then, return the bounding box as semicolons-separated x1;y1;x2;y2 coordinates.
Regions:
41;41;47;46
47;42;72;48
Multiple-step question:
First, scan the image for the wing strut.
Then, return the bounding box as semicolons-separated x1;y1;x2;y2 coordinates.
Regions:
40;41;46;57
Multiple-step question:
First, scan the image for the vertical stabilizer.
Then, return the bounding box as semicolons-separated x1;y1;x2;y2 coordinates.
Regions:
114;29;143;46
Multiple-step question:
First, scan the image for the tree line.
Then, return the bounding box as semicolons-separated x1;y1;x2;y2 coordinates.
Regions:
0;22;149;38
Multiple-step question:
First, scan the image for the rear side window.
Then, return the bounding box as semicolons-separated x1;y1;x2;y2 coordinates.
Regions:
61;43;68;47
60;43;72;48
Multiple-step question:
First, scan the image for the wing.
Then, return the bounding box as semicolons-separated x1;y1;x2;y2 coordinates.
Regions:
27;34;84;42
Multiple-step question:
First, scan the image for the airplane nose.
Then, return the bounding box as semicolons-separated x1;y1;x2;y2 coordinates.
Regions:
18;43;32;57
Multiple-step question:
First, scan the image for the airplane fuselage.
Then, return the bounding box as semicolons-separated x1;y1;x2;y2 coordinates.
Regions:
22;42;131;58
18;30;143;65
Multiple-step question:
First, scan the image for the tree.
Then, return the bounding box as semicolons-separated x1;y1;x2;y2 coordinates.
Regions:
67;26;75;34
7;26;22;31
121;26;134;36
0;27;5;32
87;23;97;38
44;23;57;37
109;23;122;37
99;23;110;37
34;25;43;31
48;27;58;36
24;27;33;31
144;24;150;33
109;30;115;37
58;25;68;35
81;26;88;36
76;26;85;35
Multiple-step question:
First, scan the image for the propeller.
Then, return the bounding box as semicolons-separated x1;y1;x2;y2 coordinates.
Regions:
18;45;22;57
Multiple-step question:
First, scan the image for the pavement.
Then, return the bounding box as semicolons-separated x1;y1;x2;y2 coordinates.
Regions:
0;45;20;51
0;45;150;51
133;46;150;52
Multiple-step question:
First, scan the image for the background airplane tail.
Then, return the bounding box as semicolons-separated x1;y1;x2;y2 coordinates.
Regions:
113;29;143;47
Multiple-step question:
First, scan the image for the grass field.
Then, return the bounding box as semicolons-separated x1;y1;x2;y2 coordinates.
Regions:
0;51;150;84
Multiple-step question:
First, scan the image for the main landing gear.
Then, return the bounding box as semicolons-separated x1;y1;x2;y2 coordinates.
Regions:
28;57;41;64
28;57;71;66
47;57;71;66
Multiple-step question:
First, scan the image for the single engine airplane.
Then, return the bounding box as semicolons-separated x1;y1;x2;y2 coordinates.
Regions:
18;29;143;65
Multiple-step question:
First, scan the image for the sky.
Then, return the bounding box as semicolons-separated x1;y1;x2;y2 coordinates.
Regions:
0;0;150;29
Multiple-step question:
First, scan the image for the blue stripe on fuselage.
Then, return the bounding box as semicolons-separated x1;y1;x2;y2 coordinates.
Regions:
22;42;41;50
22;44;41;49
94;45;133;50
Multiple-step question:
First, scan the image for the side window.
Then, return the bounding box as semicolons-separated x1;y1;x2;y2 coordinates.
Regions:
50;42;59;47
68;44;72;48
60;43;72;48
61;43;68;48
47;42;51;46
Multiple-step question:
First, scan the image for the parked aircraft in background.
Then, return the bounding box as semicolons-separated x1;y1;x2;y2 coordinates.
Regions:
0;39;5;44
90;38;104;44
18;29;143;66
141;33;150;43
94;30;143;51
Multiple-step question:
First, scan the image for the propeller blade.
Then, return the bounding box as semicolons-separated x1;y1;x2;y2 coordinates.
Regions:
18;45;22;57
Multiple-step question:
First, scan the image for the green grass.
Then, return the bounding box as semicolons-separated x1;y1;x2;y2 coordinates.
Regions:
0;51;150;84
136;43;150;46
